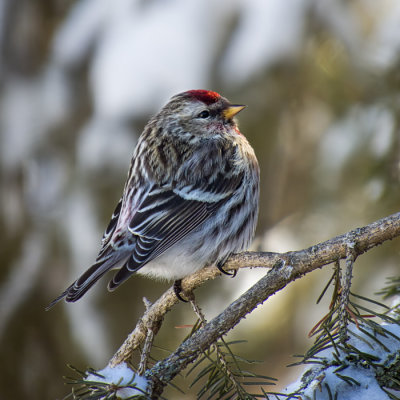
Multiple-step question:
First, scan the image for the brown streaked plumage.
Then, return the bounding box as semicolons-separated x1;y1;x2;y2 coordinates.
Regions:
47;90;259;308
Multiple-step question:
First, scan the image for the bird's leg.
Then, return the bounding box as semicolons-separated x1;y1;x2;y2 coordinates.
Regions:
216;260;237;277
173;279;189;302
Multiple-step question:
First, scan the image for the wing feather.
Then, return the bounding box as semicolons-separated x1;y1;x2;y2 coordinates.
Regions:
101;198;122;245
108;172;243;290
48;165;245;305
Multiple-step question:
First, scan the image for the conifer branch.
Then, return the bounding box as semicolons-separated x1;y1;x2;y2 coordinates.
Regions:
110;212;400;397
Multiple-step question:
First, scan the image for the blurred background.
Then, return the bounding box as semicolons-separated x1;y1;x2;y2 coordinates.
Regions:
1;0;400;398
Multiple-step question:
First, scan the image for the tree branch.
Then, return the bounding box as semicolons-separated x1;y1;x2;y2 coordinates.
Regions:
110;212;400;397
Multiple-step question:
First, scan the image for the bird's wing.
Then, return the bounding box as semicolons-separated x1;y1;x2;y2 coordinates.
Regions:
108;172;243;290
47;171;243;307
101;197;122;247
46;197;126;308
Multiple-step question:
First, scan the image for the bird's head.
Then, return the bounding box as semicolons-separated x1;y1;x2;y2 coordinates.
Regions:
158;90;246;139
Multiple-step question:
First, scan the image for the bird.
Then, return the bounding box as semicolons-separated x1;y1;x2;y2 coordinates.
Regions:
47;89;259;308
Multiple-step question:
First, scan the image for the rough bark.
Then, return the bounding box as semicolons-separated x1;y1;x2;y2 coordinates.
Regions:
108;212;400;397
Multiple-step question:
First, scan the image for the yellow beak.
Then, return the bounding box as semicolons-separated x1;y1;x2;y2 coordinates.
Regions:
222;104;246;120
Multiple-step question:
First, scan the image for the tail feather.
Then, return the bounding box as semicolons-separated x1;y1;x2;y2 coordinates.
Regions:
45;283;75;311
108;255;143;292
46;255;127;310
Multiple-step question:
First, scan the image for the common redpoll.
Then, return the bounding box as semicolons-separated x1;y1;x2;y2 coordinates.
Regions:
48;90;259;307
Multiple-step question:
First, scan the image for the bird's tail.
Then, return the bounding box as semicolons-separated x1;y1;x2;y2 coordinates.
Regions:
46;255;127;310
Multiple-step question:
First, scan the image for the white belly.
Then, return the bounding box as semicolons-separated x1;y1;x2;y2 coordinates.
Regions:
136;245;205;281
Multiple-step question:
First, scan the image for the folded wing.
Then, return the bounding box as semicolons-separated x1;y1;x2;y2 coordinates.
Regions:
48;169;243;306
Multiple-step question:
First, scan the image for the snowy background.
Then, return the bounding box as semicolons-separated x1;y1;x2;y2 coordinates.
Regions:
1;0;400;398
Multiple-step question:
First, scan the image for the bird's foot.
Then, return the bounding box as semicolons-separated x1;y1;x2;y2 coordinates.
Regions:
173;279;189;302
216;260;237;277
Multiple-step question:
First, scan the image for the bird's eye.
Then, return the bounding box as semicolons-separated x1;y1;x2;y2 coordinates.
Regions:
197;110;210;119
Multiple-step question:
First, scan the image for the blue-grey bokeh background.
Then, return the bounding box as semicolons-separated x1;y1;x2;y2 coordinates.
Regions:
1;0;400;398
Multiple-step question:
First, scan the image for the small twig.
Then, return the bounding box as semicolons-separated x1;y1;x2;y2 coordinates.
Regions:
138;328;154;376
189;293;243;397
214;340;243;396
189;297;207;327
142;297;153;312
137;297;155;375
339;239;358;343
